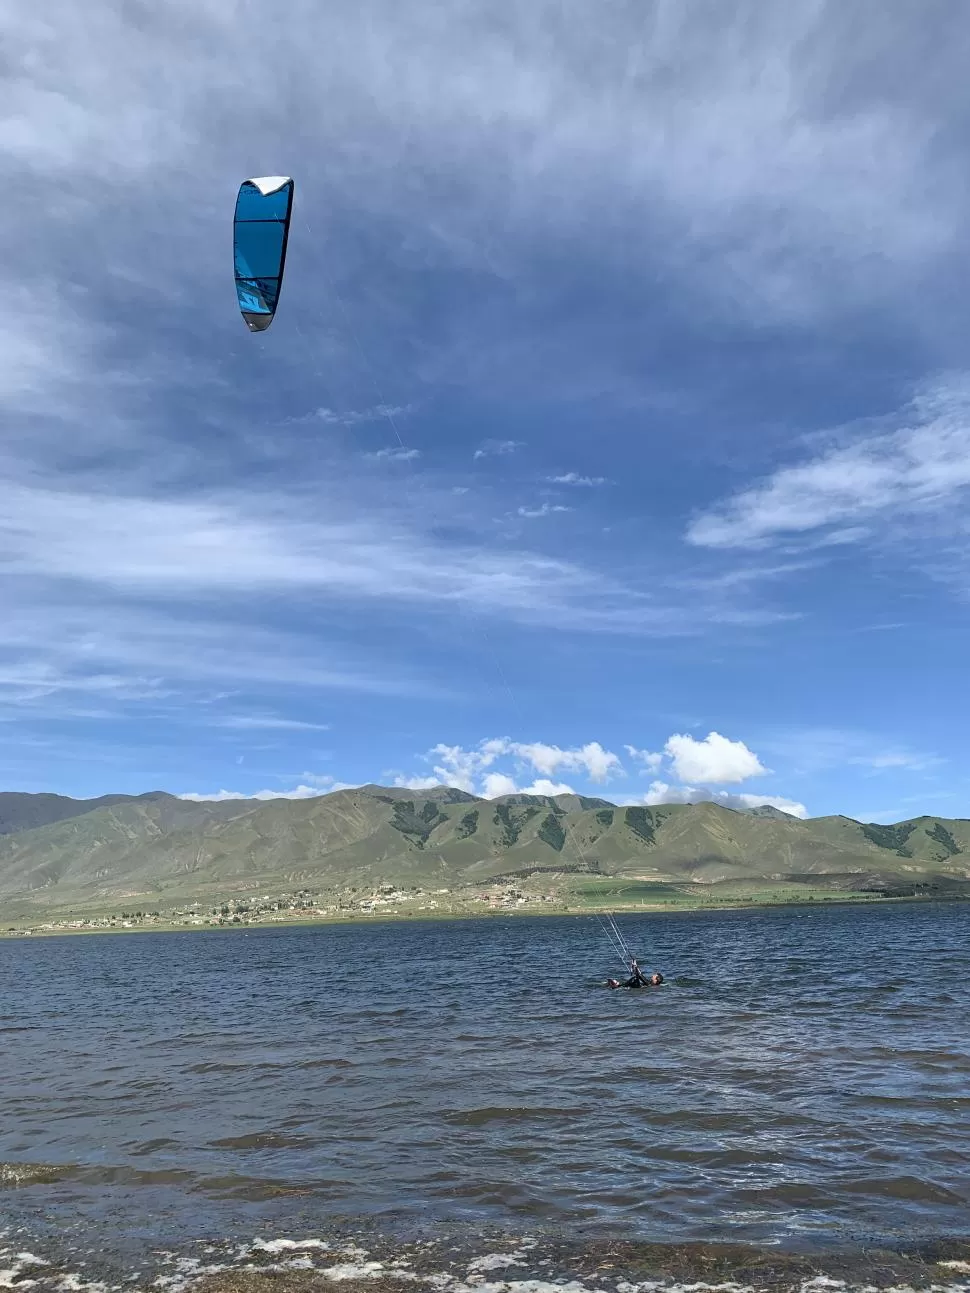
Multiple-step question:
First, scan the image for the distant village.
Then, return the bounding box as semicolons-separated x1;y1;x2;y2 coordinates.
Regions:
3;881;562;935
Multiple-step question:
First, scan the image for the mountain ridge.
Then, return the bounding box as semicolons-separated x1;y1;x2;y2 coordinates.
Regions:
1;785;969;916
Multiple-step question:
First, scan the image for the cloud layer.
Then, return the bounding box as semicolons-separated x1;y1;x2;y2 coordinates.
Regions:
688;380;970;552
4;0;968;818
385;731;784;805
183;728;807;815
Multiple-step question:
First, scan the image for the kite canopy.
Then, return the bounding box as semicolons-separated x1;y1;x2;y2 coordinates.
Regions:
233;176;294;332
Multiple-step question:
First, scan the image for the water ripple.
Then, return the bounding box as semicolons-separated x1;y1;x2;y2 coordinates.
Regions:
0;903;968;1249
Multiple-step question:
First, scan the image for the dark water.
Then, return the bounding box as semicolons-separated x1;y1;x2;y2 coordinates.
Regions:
2;903;969;1289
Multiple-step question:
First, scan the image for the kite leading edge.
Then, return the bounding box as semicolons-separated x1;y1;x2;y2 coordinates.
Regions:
233;176;294;332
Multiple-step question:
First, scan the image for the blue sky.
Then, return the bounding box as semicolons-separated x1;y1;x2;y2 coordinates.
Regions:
3;1;970;822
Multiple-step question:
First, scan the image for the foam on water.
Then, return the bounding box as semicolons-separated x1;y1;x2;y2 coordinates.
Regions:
6;1231;969;1293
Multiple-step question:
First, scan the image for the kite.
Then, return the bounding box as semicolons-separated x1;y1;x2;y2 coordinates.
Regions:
233;176;294;331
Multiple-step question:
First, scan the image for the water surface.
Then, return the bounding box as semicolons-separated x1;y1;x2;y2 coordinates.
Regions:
1;902;968;1279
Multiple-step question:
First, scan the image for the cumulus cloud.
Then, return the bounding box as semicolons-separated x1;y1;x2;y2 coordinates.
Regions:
392;733;789;802
392;775;447;792
503;739;621;783
425;739;509;792
181;732;808;814
483;774;576;797
396;736;623;796
480;772;519;798
625;744;664;772
641;781;807;818
664;731;769;784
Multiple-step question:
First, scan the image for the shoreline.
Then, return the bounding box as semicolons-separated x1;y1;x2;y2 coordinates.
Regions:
2;889;966;938
2;1217;970;1293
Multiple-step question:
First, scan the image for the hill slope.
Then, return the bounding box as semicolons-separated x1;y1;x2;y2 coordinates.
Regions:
0;791;179;837
1;786;969;915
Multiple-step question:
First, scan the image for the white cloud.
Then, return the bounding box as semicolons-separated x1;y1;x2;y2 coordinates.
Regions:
509;740;621;783
474;440;523;460
5;1;967;796
392;740;507;794
180;775;358;801
397;734;783;802
3;2;966;403
396;741;806;814
481;772;519;798
366;446;421;461
0;473;809;712
737;794;807;818
316;405;413;427
641;781;807;818
0;598;435;737
0;480;652;632
482;773;575;798
4;474;750;643
397;736;623;797
179;786;319;801
218;716;331;732
393;775;448;791
547;473;610;487
848;750;941;773
687;380;970;551
422;747;482;793
624;744;664;772
664;731;769;784
521;777;576;797
517;503;572;518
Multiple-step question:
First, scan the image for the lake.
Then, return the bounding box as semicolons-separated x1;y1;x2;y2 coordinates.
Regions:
1;902;969;1291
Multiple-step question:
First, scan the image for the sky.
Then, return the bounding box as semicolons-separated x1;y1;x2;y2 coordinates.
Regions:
3;0;970;822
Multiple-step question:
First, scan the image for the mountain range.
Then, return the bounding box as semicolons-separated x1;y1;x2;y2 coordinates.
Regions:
1;785;969;917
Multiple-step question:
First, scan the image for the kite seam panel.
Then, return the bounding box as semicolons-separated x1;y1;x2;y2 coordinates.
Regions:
233;177;294;331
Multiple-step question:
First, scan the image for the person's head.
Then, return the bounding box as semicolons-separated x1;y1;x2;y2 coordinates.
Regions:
650;973;663;985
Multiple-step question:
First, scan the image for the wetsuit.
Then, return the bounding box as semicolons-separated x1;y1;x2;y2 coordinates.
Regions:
623;962;649;988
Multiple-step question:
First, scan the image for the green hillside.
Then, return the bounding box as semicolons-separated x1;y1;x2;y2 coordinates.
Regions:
0;790;174;836
1;786;969;920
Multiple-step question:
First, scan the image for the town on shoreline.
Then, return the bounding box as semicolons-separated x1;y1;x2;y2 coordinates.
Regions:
1;876;955;937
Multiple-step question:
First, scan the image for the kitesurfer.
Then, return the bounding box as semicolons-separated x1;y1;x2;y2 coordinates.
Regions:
607;962;664;989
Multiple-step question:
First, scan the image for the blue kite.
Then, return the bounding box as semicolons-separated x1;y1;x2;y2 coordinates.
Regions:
233;176;294;332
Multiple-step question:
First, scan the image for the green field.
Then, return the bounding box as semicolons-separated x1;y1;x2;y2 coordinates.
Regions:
565;875;880;909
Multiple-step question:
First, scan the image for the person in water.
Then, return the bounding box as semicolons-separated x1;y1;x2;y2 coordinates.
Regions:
609;960;664;988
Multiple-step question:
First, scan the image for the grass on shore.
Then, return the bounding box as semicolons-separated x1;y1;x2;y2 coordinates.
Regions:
1;878;952;938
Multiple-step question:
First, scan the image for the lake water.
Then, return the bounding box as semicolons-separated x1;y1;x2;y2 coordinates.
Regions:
2;903;969;1292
